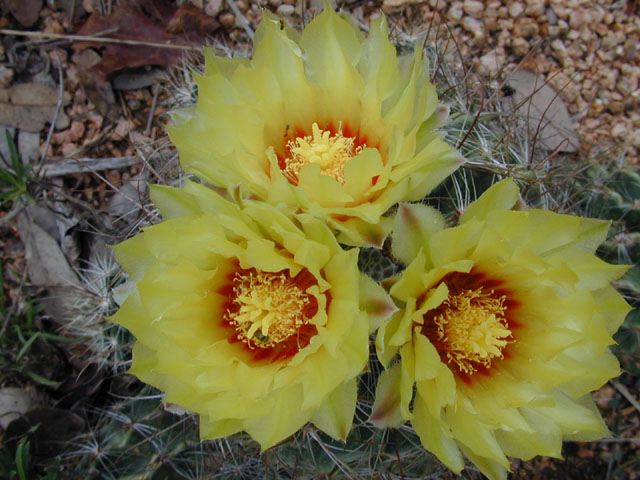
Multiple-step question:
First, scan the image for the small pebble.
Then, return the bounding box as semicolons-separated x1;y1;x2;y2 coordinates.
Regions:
277;4;295;15
508;2;524;17
462;0;484;18
219;12;236;27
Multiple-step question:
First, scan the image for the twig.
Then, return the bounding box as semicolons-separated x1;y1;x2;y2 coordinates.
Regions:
223;0;254;40
0;198;25;229
41;156;140;177
611;380;640;414
0;29;202;51
457;88;486;149
145;84;160;137
39;53;64;168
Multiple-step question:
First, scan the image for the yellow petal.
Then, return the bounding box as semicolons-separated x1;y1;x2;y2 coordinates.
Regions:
460;178;520;224
300;4;364;122
359;273;398;333
370;362;404;428
243;385;312;451
311;377;358;441
391;202;445;266
412;396;465;474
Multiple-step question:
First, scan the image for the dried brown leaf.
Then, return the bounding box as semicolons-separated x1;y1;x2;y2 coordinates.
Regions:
0;103;69;132
73;1;219;82
9;83;71;106
502;70;578;153
5;0;43;27
17;207;81;323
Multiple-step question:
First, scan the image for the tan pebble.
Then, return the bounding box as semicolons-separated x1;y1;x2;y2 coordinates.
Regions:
608;101;626;114
584;51;596;65
624;39;639;61
569;9;592;29
0;65;14;88
551;39;566;53
550;4;569;20
43;18;64;35
276;4;295;15
508;2;524;17
68;121;86;142
566;44;582;59
462;16;484;38
448;2;464;21
204;0;223;16
611;123;627;137
514;17;539;37
579;27;592;42
567;29;580;40
589;99;605;116
511;37;530;56
484;16;498;31
591;5;605;23
599;69;619;90
547;25;561;37
478;49;504;76
61;143;78;157
584;117;601;129
497;18;514;30
575;98;589;113
610;91;624;102
601;33;618;50
463;0;484;18
524;0;545;17
219;12;236;27
594;23;609;37
617;78;636;97
603;11;613;24
620;64;634;75
557;19;569;33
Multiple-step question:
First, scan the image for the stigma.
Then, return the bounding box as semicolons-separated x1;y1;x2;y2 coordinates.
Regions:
227;268;316;349
282;122;363;185
430;287;512;375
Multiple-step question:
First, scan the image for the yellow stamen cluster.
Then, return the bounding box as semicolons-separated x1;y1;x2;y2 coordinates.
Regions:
228;270;309;348
284;122;363;184
434;287;512;374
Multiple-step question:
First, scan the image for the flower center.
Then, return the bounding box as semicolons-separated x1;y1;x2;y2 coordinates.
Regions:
430;287;512;375
282;122;364;185
227;268;316;349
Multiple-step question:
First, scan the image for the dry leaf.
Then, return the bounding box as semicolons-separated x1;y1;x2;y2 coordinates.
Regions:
0;83;71;131
17;207;81;323
0;388;35;429
5;0;43;27
73;0;219;82
502;70;578;153
9;83;72;106
5;408;85;463
0;103;69;132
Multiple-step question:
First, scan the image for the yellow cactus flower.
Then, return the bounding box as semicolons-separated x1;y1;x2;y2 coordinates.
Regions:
371;179;631;480
111;180;395;450
168;5;462;247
